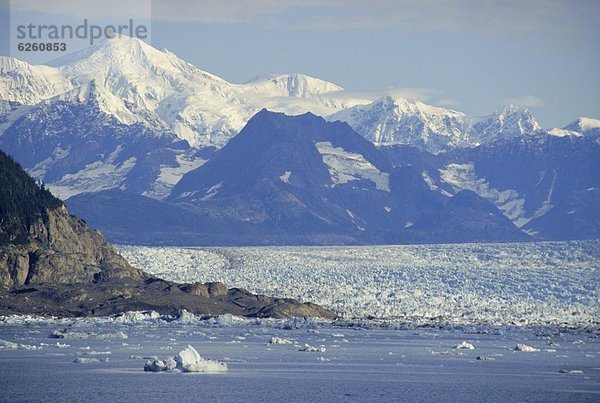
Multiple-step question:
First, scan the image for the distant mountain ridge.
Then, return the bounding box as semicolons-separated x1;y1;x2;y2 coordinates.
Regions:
0;36;598;245
65;110;599;245
68;110;533;245
1;36;597;202
327;97;543;153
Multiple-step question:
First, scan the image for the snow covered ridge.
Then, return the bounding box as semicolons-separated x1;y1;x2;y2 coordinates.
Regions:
315;141;390;191
0;37;369;149
117;240;599;329
327;98;546;153
1;36;595;152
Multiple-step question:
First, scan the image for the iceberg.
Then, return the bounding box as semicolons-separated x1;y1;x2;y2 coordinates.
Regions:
144;345;228;373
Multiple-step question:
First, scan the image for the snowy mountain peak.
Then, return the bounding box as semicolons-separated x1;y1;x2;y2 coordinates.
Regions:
53;35;224;85
244;73;344;97
499;103;521;114
496;104;539;128
0;56;73;105
564;117;600;132
577;117;600;130
558;117;600;138
468;104;541;144
0;56;28;71
328;95;467;152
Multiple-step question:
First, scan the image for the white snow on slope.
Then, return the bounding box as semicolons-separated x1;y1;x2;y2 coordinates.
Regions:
201;182;223;201
0;56;73;104
422;170;452;197
468;104;542;144
315;142;390;191
118;240;599;328
144;154;208;199
548;128;582;137
44;81;138;125
279;171;292;184
329;98;543;153
47;156;137;200
578;117;600;130
439;163;529;226
243;74;344;97
328;95;468;153
553;117;600;138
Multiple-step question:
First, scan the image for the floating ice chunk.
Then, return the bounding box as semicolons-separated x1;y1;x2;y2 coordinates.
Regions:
51;330;128;340
165;357;177;371
269;337;293;345
476;355;495;361
114;311;161;323
144;345;227;373
206;314;244;327
454;341;475;350
515;343;539;352
174;309;199;324
144;359;166;372
74;357;109;364
0;339;19;349
559;369;583;374
300;344;326;352
0;339;38;350
175;345;228;372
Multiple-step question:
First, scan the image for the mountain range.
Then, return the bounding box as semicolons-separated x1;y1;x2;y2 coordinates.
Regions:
0;36;598;245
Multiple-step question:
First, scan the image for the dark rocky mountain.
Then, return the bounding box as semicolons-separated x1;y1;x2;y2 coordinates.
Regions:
68;110;527;245
384;134;600;241
0;149;143;287
0;149;335;319
66;110;599;245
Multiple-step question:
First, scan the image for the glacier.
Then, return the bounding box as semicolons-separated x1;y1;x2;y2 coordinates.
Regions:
118;240;599;328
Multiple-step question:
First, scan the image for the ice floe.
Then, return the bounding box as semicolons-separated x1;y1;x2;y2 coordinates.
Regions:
514;343;539;352
51;330;128;340
300;344;326;352
454;341;475;350
269;337;293;345
144;345;228;373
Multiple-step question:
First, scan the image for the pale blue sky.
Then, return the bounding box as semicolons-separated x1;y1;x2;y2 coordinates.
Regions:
1;0;599;127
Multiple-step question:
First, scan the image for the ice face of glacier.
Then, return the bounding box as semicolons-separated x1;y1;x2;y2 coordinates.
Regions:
118;240;600;328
